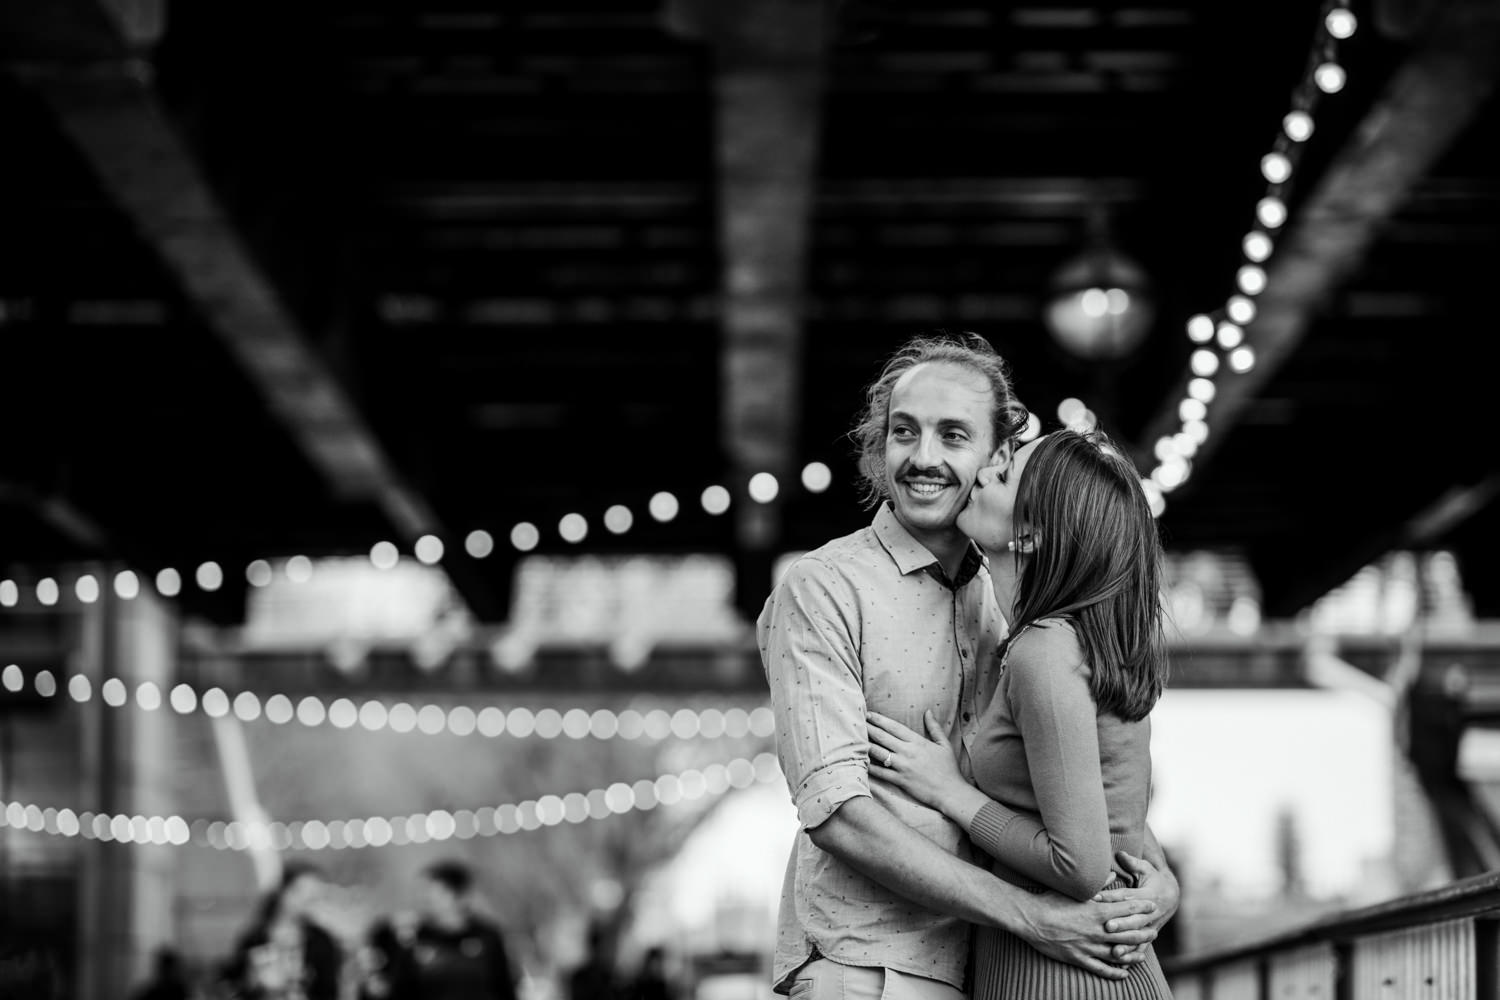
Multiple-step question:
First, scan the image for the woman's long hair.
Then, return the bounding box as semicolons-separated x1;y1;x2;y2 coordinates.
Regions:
1004;429;1168;721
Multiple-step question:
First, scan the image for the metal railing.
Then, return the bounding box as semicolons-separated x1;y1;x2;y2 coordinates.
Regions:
1164;871;1500;998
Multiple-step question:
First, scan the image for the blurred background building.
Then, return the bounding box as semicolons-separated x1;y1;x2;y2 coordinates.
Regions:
3;0;1500;996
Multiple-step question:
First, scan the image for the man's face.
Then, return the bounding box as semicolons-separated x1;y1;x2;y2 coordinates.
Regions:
421;878;463;924
883;362;999;545
281;873;322;917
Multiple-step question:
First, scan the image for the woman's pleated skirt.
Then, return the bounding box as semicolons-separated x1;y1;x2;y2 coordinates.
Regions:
971;925;1171;1000
971;879;1173;1000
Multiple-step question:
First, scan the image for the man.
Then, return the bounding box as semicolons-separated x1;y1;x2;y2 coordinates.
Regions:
623;945;674;1000
129;948;190;1000
376;860;518;1000
0;940;61;1000
567;921;619;1000
759;332;1178;999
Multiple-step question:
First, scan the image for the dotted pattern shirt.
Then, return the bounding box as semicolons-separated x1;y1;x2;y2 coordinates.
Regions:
757;503;1007;991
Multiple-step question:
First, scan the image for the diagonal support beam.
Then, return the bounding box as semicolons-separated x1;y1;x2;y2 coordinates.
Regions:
1139;0;1500;470
1404;475;1500;548
3;0;499;618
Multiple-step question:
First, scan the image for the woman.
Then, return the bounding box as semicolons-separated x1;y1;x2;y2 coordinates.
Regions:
867;428;1172;998
222;863;342;1000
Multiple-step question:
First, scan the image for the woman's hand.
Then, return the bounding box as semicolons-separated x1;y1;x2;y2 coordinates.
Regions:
866;709;974;816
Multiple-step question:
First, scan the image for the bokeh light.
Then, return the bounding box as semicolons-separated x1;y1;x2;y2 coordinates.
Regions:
415;535;445;565
748;473;779;504
604;505;634;534
196;562;223;592
1283;111;1314;143
1179;398;1208;423
648;492;679;523
246;560;274;588
370;541;399;570
1255;197;1287;230
558;514;588;544
700;486;731;515
1237;266;1268;296
510;523;540;552
285;555;314;583
1226;296;1256;325
1325;8;1356;38
1260;152;1292;185
1314;62;1346;94
465;530;494;558
1243;231;1274;263
800;462;832;494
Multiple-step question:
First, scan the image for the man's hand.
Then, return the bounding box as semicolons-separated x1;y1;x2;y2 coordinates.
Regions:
1012;891;1158;979
1092;851;1178;961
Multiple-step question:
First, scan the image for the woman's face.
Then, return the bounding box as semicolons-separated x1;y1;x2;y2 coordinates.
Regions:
956;436;1040;552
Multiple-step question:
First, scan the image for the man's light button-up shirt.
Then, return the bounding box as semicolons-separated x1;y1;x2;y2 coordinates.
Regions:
758;503;1006;991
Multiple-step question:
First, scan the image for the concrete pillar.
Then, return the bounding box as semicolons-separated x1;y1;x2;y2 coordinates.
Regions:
75;573;180;999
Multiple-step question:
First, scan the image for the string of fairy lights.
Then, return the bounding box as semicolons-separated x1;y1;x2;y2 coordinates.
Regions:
0;663;775;742
0;461;835;610
1141;0;1359;500
0;656;781;849
0;469;805;849
0;752;784;852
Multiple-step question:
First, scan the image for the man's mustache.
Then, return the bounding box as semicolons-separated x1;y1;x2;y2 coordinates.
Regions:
896;463;951;481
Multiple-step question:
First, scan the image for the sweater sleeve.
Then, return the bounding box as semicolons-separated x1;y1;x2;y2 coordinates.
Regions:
964;625;1115;900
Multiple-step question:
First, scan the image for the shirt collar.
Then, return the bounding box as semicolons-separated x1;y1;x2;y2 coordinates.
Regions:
871;503;985;588
950;545;986;588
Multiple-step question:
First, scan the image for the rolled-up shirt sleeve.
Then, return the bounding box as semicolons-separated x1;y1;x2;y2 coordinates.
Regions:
758;556;871;830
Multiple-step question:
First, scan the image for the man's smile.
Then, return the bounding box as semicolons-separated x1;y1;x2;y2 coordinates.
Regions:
902;479;952;499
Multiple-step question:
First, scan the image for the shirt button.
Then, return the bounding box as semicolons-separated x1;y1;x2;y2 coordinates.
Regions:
959;649;968;659
963;712;972;722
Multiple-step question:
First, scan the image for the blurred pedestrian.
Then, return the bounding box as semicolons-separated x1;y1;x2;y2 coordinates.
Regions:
0;941;62;1000
355;913;414;1000
567;922;618;1000
623;946;673;1000
130;947;191;1000
385;859;518;1000
222;862;342;1000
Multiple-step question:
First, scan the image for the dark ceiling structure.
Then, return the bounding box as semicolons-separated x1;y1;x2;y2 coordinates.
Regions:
2;0;1498;626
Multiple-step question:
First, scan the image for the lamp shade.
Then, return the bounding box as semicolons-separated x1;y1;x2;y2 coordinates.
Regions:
1044;248;1155;360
